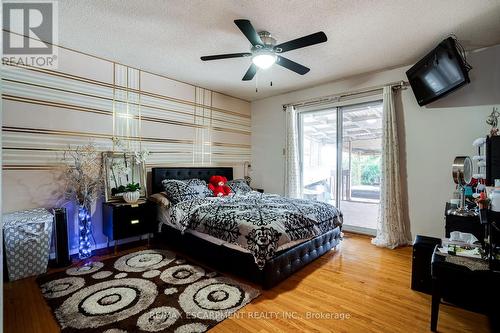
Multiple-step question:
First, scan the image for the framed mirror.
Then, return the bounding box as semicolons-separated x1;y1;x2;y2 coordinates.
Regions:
102;152;147;202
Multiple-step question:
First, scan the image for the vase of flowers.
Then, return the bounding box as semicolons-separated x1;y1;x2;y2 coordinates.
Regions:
123;183;141;203
61;143;102;259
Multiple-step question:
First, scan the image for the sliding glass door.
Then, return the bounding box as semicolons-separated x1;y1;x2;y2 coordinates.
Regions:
299;109;338;204
340;101;383;233
299;100;383;234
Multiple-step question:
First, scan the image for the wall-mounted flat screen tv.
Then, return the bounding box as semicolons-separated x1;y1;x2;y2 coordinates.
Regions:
406;37;470;106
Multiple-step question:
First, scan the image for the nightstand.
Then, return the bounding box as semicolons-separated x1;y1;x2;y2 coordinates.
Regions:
102;200;155;252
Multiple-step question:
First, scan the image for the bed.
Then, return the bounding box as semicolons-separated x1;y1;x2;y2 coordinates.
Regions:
151;167;343;289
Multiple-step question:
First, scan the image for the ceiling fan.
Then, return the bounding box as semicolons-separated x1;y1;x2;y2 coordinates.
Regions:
200;19;327;81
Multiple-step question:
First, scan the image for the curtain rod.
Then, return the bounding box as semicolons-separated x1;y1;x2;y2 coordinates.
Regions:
282;80;409;111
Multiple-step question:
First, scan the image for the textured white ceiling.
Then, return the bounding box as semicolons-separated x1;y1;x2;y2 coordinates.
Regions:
59;0;500;101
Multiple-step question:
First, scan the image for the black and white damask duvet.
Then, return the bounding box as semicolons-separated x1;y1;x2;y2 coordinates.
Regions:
169;192;343;269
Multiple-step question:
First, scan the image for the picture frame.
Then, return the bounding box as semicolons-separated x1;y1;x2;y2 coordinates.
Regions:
102;152;147;202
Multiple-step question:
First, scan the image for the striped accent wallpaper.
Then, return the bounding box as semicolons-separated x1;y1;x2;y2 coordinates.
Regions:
2;52;251;171
2;33;251;250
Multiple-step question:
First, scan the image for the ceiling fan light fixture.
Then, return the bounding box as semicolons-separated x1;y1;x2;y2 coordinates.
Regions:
200;19;327;81
252;51;277;69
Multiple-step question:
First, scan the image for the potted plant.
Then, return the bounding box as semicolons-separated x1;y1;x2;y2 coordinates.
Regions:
123;182;141;203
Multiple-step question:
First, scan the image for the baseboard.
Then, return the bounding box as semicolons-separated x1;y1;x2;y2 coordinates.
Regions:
342;225;376;236
49;233;153;259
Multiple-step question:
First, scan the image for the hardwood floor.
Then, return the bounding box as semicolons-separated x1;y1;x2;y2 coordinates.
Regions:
3;233;489;333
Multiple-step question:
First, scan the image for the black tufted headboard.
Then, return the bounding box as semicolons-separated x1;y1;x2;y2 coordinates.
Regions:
151;167;234;194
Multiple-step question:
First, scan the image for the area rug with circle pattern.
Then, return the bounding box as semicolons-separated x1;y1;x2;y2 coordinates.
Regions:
37;249;260;333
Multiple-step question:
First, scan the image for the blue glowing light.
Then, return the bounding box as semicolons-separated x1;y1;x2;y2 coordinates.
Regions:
78;205;93;259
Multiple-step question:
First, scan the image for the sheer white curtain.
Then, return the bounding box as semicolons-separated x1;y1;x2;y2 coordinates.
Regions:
372;86;412;248
284;105;300;198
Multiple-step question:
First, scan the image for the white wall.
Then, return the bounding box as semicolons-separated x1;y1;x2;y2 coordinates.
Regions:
251;44;500;238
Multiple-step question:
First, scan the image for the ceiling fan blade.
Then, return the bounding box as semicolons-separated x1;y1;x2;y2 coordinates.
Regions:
274;31;327;53
234;19;263;47
276;56;310;75
242;64;258;81
201;52;252;61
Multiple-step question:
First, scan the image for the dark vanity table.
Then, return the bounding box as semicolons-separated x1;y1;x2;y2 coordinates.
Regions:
431;247;499;332
430;208;500;332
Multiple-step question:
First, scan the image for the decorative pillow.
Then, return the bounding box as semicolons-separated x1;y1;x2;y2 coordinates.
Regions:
162;179;200;204
182;179;213;198
182;179;206;186
149;192;171;208
227;179;252;194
